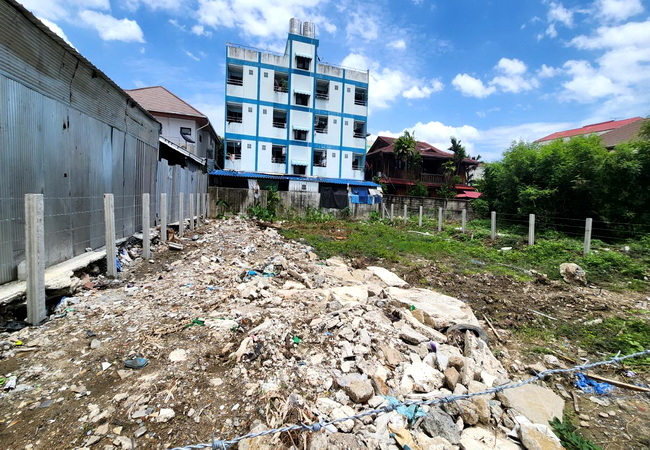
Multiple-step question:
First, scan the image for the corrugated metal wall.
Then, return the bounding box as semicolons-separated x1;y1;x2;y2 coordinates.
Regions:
154;159;207;225
0;0;159;284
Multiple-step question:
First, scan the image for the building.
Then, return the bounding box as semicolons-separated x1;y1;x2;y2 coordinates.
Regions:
0;0;161;285
126;86;220;170
365;136;480;198
535;117;645;148
217;18;371;194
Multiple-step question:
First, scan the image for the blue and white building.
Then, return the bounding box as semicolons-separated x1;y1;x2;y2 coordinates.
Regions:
218;18;371;192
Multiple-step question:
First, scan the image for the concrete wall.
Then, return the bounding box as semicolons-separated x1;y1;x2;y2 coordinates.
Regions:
383;195;473;221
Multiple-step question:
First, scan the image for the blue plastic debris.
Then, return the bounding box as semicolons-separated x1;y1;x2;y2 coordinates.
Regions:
116;257;122;272
575;373;614;394
386;396;427;423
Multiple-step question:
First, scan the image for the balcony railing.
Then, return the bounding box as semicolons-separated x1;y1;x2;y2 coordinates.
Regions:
421;173;444;184
226;115;242;123
227;77;243;86
316;92;329;100
315;126;328;134
272;157;286;164
354;98;368;106
272;121;286;129
274;85;288;93
353;131;366;138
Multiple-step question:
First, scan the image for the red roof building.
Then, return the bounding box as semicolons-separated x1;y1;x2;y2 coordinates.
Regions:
535;117;644;145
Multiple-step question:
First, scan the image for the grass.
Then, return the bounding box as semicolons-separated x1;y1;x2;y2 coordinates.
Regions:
280;218;650;289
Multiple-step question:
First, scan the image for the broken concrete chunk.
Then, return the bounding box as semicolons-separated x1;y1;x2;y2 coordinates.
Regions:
367;266;409;287
421;407;461;444
497;384;565;425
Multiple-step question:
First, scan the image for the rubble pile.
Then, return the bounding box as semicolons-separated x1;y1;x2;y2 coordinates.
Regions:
0;217;565;449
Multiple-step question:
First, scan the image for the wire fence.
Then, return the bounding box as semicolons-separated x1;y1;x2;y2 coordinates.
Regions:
170;349;650;450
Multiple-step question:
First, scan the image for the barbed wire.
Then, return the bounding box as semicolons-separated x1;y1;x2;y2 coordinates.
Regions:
170;349;650;450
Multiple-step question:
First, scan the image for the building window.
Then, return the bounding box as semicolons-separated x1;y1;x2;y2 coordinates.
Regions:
352;154;363;171
334;85;339;90
226;140;241;160
272;145;286;164
180;127;194;143
345;120;348;126
247;143;252;149
247;106;253;113
226;103;243;123
293;129;308;141
353;120;366;138
248;69;254;75
227;65;243;86
295;55;311;70
262;145;266;150
313;149;327;167
264;72;268;78
355;87;368;106
314;115;328;134
333;119;337;124
316;79;329;100
274;72;288;92
294;92;310;106
262;109;267;114
293;164;307;175
331;152;336;158
347;87;351;93
272;109;287;129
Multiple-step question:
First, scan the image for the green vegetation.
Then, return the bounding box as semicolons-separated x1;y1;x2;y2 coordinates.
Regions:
408;181;429;197
479;133;650;236
247;186;280;221
550;417;601;450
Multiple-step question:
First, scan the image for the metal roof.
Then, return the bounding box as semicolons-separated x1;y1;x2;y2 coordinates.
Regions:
210;170;380;187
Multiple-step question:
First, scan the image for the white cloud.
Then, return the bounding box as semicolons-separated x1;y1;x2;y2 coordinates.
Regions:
537;64;562;78
570;19;650;50
402;79;444;99
560;60;623;102
195;0;333;40
346;12;379;41
547;2;573;27
37;17;75;48
452;74;496;98
495;57;527;76
595;0;644;23
191;24;213;37
78;10;145;43
388;39;407;50
19;0;109;20
184;50;200;61
122;0;184;11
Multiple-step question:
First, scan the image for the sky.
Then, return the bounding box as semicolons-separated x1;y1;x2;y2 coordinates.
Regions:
17;0;650;161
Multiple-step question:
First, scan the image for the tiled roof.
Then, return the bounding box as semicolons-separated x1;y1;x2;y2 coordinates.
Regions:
368;136;479;164
536;117;643;142
600;119;647;149
125;86;206;118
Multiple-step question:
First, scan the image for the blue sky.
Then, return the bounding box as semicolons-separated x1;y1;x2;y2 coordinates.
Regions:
18;0;650;160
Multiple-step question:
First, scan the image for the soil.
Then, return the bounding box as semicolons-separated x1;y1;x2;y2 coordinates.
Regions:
0;219;648;450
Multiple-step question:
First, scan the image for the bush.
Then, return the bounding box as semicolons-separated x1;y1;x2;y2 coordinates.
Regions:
408;181;429;197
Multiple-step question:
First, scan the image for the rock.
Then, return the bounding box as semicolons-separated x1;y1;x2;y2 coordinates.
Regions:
380;345;404;366
444;367;460;390
516;416;563;450
459;426;521;449
402;361;444;393
344;380;373;404
331;405;356;432
399;325;429;345
367;266;408;287
156;408;175;422
133;426;147;438
90;339;101;349
169;349;188;362
526;362;547;375
330;285;368;305
414;432;455;450
387;287;479;328
421;407;461;445
309;432;367;449
94;423;109;435
497;384;564;425
559;263;587;285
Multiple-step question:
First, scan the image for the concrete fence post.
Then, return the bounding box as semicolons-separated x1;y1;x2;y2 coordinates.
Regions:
438;207;443;232
528;213;535;246
491;211;496;240
104;194;117;277
142;193;151;260
403;204;408;223
199;192;205;223
179;193;184;238
189;193;195;231
25;194;45;325
381;204;385;219
160;193;167;244
461;209;467;233
390;204;394;221
418;206;423;227
204;193;209;221
584;218;593;255
196;193;201;224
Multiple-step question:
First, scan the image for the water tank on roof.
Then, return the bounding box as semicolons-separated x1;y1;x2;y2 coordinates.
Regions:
289;18;302;35
302;21;315;38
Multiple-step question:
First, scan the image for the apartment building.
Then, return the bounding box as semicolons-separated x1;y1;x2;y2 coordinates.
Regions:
221;18;370;190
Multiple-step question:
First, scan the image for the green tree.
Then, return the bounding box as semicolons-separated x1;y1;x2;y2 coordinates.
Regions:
393;130;422;174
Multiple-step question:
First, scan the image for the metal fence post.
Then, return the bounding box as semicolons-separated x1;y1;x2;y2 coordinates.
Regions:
142;193;151;259
179;193;184;238
160;193;167;244
418;206;423;227
528;213;535;246
438;207;443;232
584;218;593;255
461;209;467;233
104;194;117;277
25;194;45;325
491;211;496;240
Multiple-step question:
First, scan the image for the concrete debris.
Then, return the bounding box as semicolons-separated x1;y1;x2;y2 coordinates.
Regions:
0;217;567;448
559;263;587;285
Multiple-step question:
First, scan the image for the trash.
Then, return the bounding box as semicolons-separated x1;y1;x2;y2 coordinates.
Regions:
0;378;5;387
184;318;205;329
292;336;302;345
3;321;28;332
575;373;614;394
389;423;422;450
470;259;486;266
124;357;149;370
409;304;416;311
116;257;122;272
14;340;23;346
386;396;427;423
168;242;184;251
445;323;489;343
3;376;17;391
